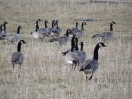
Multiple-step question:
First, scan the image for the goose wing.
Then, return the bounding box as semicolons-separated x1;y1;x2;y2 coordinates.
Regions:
11;52;24;63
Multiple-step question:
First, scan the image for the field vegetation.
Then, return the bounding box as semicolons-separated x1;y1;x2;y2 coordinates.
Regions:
0;0;132;99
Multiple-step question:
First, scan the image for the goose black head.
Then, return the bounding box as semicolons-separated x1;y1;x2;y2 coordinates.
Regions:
52;20;56;24
20;40;26;44
111;21;116;24
37;19;42;21
45;20;49;24
82;22;87;25
4;21;8;24
79;42;84;45
18;26;22;29
56;20;58;23
98;42;107;47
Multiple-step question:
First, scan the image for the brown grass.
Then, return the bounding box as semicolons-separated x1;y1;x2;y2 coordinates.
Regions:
0;0;132;99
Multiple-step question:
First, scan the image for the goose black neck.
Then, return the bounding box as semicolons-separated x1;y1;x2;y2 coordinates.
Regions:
56;22;59;29
80;44;83;51
3;23;6;30
110;23;113;31
0;25;2;31
52;22;54;28
93;44;100;60
36;21;39;29
71;36;76;52
75;38;78;51
76;22;78;28
36;21;38;25
65;30;69;37
81;23;84;30
45;21;48;28
17;27;21;34
35;24;39;32
17;42;22;52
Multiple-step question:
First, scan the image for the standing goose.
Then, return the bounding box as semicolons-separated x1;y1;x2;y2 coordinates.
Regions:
11;40;26;69
1;21;8;36
69;22;87;38
51;20;62;37
50;29;70;47
31;23;48;39
63;35;80;69
45;20;56;36
79;42;107;80
4;26;22;44
72;39;86;63
37;20;50;35
92;21;116;43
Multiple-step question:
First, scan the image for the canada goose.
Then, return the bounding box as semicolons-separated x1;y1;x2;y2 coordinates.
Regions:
63;35;80;69
51;20;62;37
92;21;116;43
71;39;86;63
1;21;8;35
4;26;22;44
46;20;56;36
11;40;26;69
50;29;70;47
79;42;107;80
69;22;87;38
37;20;50;35
31;23;48;39
70;22;79;31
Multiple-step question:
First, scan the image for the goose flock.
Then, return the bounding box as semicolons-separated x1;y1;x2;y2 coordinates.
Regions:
0;20;116;80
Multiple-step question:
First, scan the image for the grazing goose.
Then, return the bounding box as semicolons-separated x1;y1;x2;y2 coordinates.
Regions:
4;26;22;44
79;42;107;80
63;35;80;69
69;22;87;38
50;29;70;47
70;22;79;31
11;40;26;69
31;23;48;39
92;21;116;43
51;20;62;37
1;21;8;36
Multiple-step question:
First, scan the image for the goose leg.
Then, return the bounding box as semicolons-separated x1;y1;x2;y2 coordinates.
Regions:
12;63;14;69
86;75;88;80
74;64;77;69
89;73;93;80
19;64;21;69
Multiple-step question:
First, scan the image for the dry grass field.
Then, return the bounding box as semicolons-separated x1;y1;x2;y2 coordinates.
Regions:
0;0;132;99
